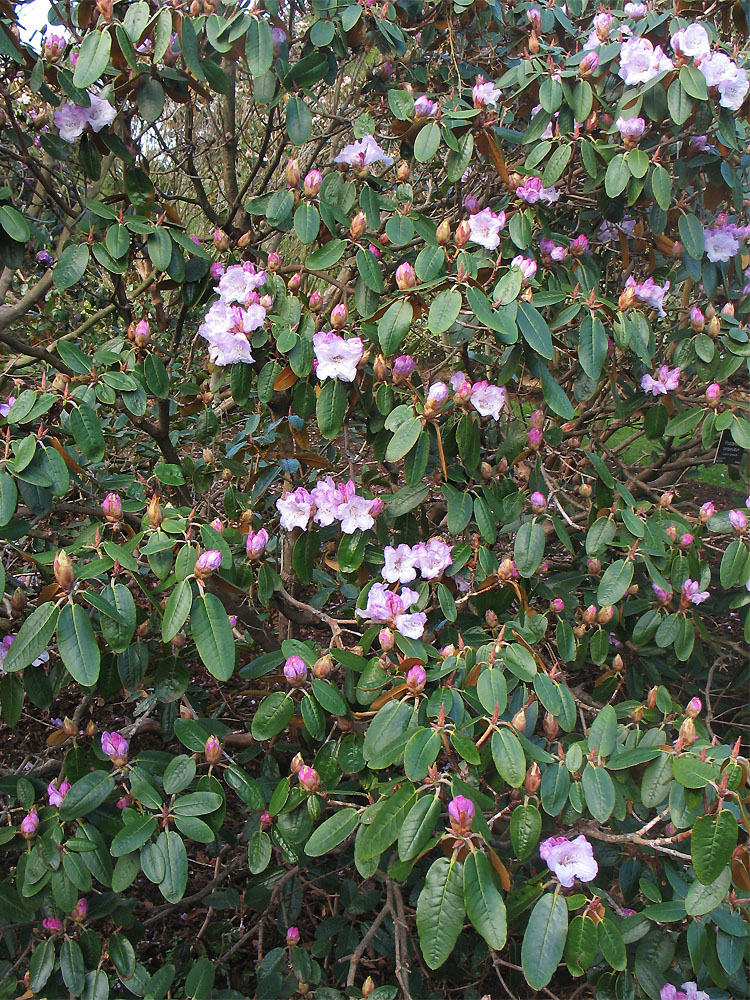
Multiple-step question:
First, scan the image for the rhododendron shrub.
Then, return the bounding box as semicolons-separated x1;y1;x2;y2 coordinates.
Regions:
0;0;748;996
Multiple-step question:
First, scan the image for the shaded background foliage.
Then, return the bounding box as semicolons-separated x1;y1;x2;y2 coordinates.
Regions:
0;0;748;996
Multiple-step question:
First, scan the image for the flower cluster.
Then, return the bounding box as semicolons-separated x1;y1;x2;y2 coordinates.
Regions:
660;984;710;1000
703;216;750;263
382;538;453;584
467;207;505;250
198;263;269;366
313;330;364;382
357;583;427;639
540;834;598;887
641;365;680;396
276;478;380;534
625;276;671;317
54;92;116;142
334;135;393;169
450;372;507;420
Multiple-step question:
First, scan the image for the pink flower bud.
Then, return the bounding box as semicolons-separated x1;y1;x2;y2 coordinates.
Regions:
690;306;705;331
698;501;715;523
267;252;281;272
659;492;674;508
570;234;589;257
290;753;304;775
665;525;677;542
47;780;71;808
213;229;229;252
436;219;451;245
424;381;449;415
652;584;672;603
210;262;225;280
330;303;348;329
246;528;269;560
117;795;131;809
587;557;601;575
195;549;222;579
579;52;599;77
550;598;565;614
455;219;471;248
368;243;381;259
528;426;543;450
349;212;367;239
284;655;307;685
530;491;547;514
512;708;527;732
485;609;498;628
43;917;63;933
285;158;300;188
71;898;87;922
378;628;396;653
679;533;693;548
582;604;598;625
286;926;300;946
21;810;39;838
594;11;612;39
396;261;416;290
101;731;129;766
729;509;747;534
448;794;474;834
529;409;545;429
304;170;322;197
597;605;614;625
204;735;222;764
298;765;320;793
44;33;66;61
685;697;702;718
406;664;426;694
308;290;322;311
54;550;75;591
260;811;272;825
393;354;414;379
210;518;224;535
679;716;697;746
706;382;721;405
287;272;302;292
370;497;384;516
527;7;542;31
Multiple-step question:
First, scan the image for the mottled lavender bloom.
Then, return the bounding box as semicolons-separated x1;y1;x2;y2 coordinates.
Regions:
43;917;63;932
47;781;71;808
540;834;598;887
21;810;39;838
286;926;300;946
679;982;710;1000
271;26;286;55
246;528;269;559
448;795;475;833
627;276;671;317
406;664;427;694
393;355;415;379
101;731;129;765
283;655;307;685
681;579;709;605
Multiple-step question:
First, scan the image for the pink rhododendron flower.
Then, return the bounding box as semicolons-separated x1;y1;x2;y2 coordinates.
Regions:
699;52;749;109
704;223;742;262
43;917;62;933
414;95;439;117
425;381;449;412
334;135;393;168
671;24;711;60
246;528;268;559
86;94;117;132
198;301;260;366
540;834;598;887
412;538;453;580
101;731;129;764
626;276;670;316
54;102;90;142
47;780;71;808
357;583;426;638
468;207;505;250
618;37;673;86
641;364;680;396
470;381;506;419
334;480;376;533
516;176;559;205
624;1;647;15
312;331;364;382
681;579;709;605
216;263;267;304
382;544;419;584
393;355;415;378
511;255;537;280
616;116;646;139
729;509;747;533
540;238;567;262
276;487;314;531
405;664;426;694
283;656;307;684
472;80;501;108
448;795;475;833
